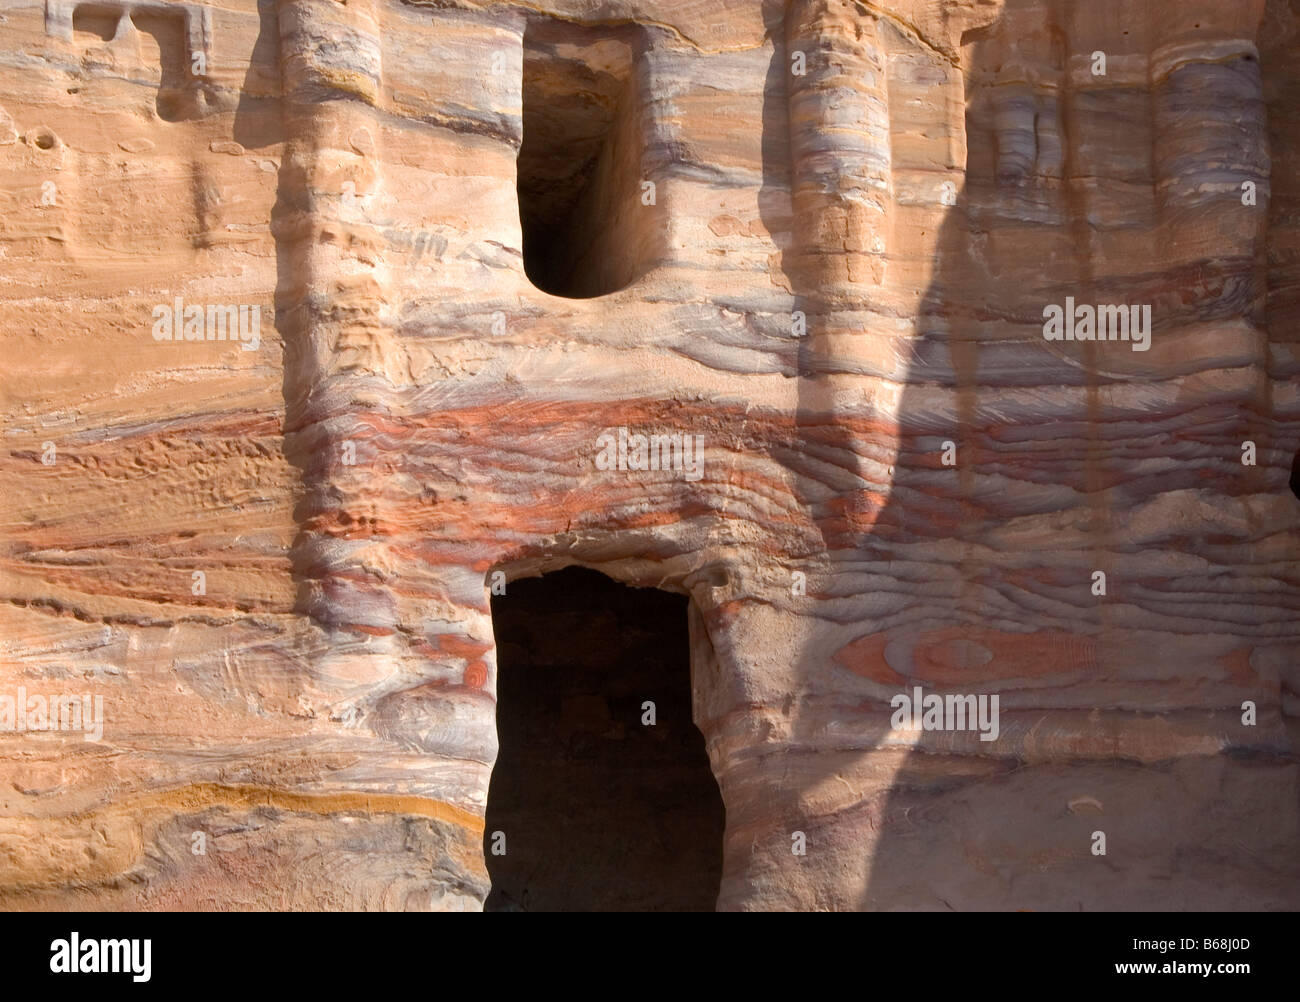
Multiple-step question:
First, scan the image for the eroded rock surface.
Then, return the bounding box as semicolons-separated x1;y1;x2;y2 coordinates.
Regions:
1;0;1298;910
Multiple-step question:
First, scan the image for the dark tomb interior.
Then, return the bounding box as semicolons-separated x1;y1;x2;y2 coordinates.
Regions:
484;567;725;911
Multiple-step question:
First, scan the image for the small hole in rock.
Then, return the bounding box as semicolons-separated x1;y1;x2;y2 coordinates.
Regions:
32;131;56;150
1290;450;1300;502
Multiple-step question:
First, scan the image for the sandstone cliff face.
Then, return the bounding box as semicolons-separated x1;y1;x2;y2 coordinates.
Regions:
1;0;1298;910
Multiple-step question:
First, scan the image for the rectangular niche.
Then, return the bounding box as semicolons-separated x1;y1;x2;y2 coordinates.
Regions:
59;1;210;121
517;18;657;299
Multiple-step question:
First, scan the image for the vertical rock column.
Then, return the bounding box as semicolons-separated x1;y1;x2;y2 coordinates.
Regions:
1148;18;1269;325
785;0;895;550
1149;7;1272;495
275;2;494;909
785;0;891;307
277;0;402;699
1150;11;1268;221
710;0;900;910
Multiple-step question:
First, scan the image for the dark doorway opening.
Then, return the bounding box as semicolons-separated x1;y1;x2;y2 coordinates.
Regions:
485;566;725;911
1291;449;1300;502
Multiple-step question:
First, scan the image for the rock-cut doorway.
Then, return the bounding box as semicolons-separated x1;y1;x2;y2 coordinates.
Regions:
484;567;725;911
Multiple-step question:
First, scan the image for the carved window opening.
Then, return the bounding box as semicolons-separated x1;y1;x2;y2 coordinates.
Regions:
485;567;725;911
517;21;649;299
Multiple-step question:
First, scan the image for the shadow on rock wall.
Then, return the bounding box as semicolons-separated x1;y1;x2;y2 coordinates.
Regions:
767;0;1300;910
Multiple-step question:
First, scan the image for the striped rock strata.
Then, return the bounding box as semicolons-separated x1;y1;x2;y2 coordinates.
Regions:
1;0;1299;909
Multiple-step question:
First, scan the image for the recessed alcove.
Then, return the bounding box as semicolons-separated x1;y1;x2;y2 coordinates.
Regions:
484;567;725;911
130;7;196;121
517;21;653;299
67;2;203;121
72;4;119;43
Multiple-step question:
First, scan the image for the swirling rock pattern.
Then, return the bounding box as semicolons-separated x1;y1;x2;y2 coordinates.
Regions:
1;0;1298;909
